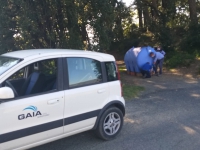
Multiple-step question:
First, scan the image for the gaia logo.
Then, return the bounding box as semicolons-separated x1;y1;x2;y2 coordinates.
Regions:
18;105;42;120
23;106;38;111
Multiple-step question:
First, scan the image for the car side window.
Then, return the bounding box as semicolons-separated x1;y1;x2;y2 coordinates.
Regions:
105;62;118;81
3;58;58;98
66;57;102;88
39;59;57;76
8;68;25;80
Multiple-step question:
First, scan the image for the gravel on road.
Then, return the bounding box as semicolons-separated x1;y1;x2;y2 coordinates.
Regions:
32;74;200;150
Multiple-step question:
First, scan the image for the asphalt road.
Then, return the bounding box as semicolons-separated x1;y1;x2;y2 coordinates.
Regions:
32;75;200;150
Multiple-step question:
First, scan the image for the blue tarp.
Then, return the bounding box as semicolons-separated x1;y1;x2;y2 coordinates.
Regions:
124;46;156;73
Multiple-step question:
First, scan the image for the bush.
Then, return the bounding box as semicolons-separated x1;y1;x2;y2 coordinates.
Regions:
180;25;200;54
165;51;195;68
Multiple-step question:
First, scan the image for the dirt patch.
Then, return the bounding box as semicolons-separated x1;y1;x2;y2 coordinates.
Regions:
165;58;200;78
117;59;200;98
117;58;200;79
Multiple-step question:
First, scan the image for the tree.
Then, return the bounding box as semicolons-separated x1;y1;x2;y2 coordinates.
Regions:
1;0;200;55
135;0;143;29
0;0;18;52
0;0;134;53
143;5;151;31
188;0;198;25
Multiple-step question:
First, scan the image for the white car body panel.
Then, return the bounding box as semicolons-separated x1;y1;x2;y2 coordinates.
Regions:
64;83;109;133
2;128;63;150
0;91;65;150
14;125;94;150
0;49;125;150
2;49;115;61
0;87;14;99
107;81;125;105
64;117;96;133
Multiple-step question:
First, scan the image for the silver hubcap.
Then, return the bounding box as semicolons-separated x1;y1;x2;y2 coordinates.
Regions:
103;112;121;135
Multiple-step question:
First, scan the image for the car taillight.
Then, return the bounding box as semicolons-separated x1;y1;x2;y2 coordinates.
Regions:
116;62;123;97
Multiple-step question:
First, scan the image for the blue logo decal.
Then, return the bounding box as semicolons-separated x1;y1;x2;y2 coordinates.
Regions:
23;106;38;112
18;106;43;120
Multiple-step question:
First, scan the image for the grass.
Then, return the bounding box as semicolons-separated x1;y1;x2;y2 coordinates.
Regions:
122;84;145;100
118;65;126;72
117;62;145;100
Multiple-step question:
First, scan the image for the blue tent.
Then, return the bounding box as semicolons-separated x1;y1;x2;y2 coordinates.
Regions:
124;46;156;73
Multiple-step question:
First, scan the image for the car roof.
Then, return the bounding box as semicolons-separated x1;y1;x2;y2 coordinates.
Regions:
2;49;115;61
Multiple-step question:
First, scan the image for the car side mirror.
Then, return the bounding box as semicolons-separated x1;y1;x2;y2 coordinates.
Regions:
0;87;14;99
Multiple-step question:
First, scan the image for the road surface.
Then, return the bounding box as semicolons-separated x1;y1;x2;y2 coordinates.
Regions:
32;74;200;150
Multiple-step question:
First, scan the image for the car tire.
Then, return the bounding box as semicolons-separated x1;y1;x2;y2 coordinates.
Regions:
96;107;123;140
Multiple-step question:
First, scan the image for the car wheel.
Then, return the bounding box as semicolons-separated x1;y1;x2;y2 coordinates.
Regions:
96;107;123;140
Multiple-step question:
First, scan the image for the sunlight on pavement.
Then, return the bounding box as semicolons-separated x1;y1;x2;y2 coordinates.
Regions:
182;126;196;135
168;67;200;80
168;69;199;79
124;117;140;124
194;125;200;130
168;69;183;76
146;80;154;83
185;80;199;84
154;85;167;89
191;94;200;98
185;74;194;78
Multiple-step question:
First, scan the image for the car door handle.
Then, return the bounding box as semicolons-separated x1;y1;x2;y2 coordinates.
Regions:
47;99;59;105
97;89;105;94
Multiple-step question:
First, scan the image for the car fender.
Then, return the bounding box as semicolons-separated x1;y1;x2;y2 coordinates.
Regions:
92;100;125;130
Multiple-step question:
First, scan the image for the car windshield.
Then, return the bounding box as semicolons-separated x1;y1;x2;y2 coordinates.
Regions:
0;56;21;75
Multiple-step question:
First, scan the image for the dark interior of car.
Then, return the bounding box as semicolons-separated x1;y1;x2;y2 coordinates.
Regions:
3;59;57;97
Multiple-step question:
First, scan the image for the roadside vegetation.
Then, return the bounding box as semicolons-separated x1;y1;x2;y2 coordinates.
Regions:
122;84;144;100
118;64;145;100
1;0;200;98
165;52;196;69
1;1;200;57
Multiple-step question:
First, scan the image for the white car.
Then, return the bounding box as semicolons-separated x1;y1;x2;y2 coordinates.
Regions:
0;49;125;150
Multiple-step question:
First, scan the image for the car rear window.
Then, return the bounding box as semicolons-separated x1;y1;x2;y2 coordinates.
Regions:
105;62;118;81
67;57;102;88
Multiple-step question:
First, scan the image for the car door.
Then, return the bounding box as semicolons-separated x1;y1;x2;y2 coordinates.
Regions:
62;56;109;134
0;58;64;150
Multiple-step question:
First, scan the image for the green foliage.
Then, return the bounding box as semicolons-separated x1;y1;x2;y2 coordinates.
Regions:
0;0;131;53
165;51;195;68
180;25;200;54
118;65;127;72
0;0;200;63
123;84;144;100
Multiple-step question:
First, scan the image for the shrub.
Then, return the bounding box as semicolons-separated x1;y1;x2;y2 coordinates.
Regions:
165;51;195;68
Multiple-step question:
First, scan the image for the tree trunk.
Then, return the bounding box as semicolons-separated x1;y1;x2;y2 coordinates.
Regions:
162;0;176;18
143;6;150;31
188;0;198;25
162;0;167;9
136;0;143;28
138;7;143;28
151;0;158;19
